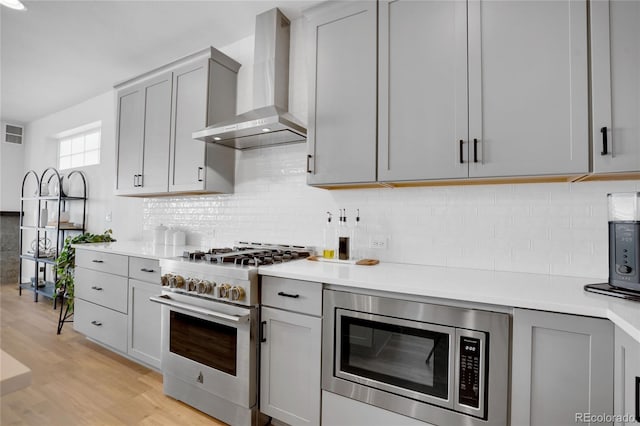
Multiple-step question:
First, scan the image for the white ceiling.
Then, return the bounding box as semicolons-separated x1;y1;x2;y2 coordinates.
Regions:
0;0;318;124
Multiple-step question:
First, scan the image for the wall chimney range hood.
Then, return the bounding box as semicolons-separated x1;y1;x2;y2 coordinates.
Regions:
192;8;306;150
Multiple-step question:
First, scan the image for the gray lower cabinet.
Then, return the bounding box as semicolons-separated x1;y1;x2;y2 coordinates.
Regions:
614;326;640;426
590;0;640;174
74;249;162;370
115;47;240;197
511;308;614;426
127;256;161;369
260;277;322;426
305;1;377;186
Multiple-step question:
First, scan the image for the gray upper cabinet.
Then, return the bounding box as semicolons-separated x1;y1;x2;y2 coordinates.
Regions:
306;1;377;186
378;0;468;182
591;0;640;174
115;84;144;195
468;0;589;178
511;309;614;426
115;48;240;196
115;73;171;196
315;0;589;187
168;58;237;193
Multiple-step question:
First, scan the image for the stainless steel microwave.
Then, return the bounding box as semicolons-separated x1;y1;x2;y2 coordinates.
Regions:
322;289;510;426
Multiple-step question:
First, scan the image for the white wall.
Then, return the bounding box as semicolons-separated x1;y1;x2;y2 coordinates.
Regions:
23;92;143;239
0;123;25;211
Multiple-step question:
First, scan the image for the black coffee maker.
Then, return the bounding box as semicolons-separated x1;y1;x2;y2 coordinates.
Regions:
608;192;640;292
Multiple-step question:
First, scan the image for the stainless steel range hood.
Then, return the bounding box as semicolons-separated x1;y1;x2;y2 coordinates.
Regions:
193;8;306;150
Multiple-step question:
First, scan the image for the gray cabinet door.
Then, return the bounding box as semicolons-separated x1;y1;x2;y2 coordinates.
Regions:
468;0;589;178
378;0;468;182
139;72;171;194
115;85;144;194
169;59;208;192
127;279;161;369
591;0;640;174
260;306;321;426
306;1;377;185
614;326;640;426
511;309;613;426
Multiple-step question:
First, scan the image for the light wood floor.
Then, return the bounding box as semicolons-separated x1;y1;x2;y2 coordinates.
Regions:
0;283;227;425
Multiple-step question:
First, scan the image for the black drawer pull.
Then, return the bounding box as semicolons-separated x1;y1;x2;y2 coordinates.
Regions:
140;268;155;273
635;376;639;422
90;286;103;291
600;126;608;156
90;320;102;327
260;321;267;343
92;259;104;263
277;291;300;299
473;138;479;163
306;155;313;173
459;140;464;164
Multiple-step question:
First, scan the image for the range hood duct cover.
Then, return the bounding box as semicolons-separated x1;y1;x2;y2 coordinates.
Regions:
192;8;306;150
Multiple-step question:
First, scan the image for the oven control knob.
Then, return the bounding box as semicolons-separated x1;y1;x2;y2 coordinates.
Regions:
230;286;245;301
169;275;185;289
160;274;172;287
218;283;231;299
197;280;214;294
186;278;199;292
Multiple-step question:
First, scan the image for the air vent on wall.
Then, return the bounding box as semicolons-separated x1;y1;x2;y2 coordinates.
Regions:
4;124;24;144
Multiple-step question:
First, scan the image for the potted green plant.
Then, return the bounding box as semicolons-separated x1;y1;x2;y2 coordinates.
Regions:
55;229;116;310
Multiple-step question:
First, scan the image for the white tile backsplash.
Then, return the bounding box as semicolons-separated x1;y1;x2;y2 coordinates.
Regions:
144;143;639;279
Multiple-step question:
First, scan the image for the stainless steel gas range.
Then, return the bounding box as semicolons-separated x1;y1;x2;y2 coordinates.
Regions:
151;244;312;426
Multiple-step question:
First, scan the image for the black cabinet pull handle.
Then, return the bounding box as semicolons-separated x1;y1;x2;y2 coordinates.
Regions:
92;259;104;263
91;320;102;327
600;126;608;156
635;376;639;422
277;291;300;299
90;286;103;291
140;268;155;273
459;140;464;164
138;174;143;187
133;174;137;187
260;320;267;343
306;155;313;173
473;138;479;163
197;167;204;182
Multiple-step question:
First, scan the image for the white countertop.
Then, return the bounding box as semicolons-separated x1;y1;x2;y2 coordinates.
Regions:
70;241;204;260
260;259;640;343
73;241;640;343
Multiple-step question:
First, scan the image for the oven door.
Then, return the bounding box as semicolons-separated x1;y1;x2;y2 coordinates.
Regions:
335;308;455;410
151;292;257;408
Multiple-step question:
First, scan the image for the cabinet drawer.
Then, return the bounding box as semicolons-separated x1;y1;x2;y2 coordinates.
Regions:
75;267;128;313
74;299;127;353
75;250;128;276
261;276;322;316
129;257;161;284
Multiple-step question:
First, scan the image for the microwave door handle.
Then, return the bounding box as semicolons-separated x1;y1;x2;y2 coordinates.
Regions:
149;295;249;323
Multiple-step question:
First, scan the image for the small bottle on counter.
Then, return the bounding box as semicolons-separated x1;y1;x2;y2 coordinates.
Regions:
338;209;350;260
351;209;361;260
323;212;336;259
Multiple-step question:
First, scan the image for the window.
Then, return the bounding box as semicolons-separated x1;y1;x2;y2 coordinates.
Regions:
57;121;101;170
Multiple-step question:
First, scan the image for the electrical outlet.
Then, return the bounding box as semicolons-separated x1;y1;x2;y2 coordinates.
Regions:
369;235;388;249
105;211;112;222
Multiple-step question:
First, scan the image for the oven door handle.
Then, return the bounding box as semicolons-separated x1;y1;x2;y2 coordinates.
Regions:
149;295;250;323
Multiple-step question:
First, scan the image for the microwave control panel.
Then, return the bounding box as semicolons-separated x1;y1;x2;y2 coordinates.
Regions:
458;336;481;408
